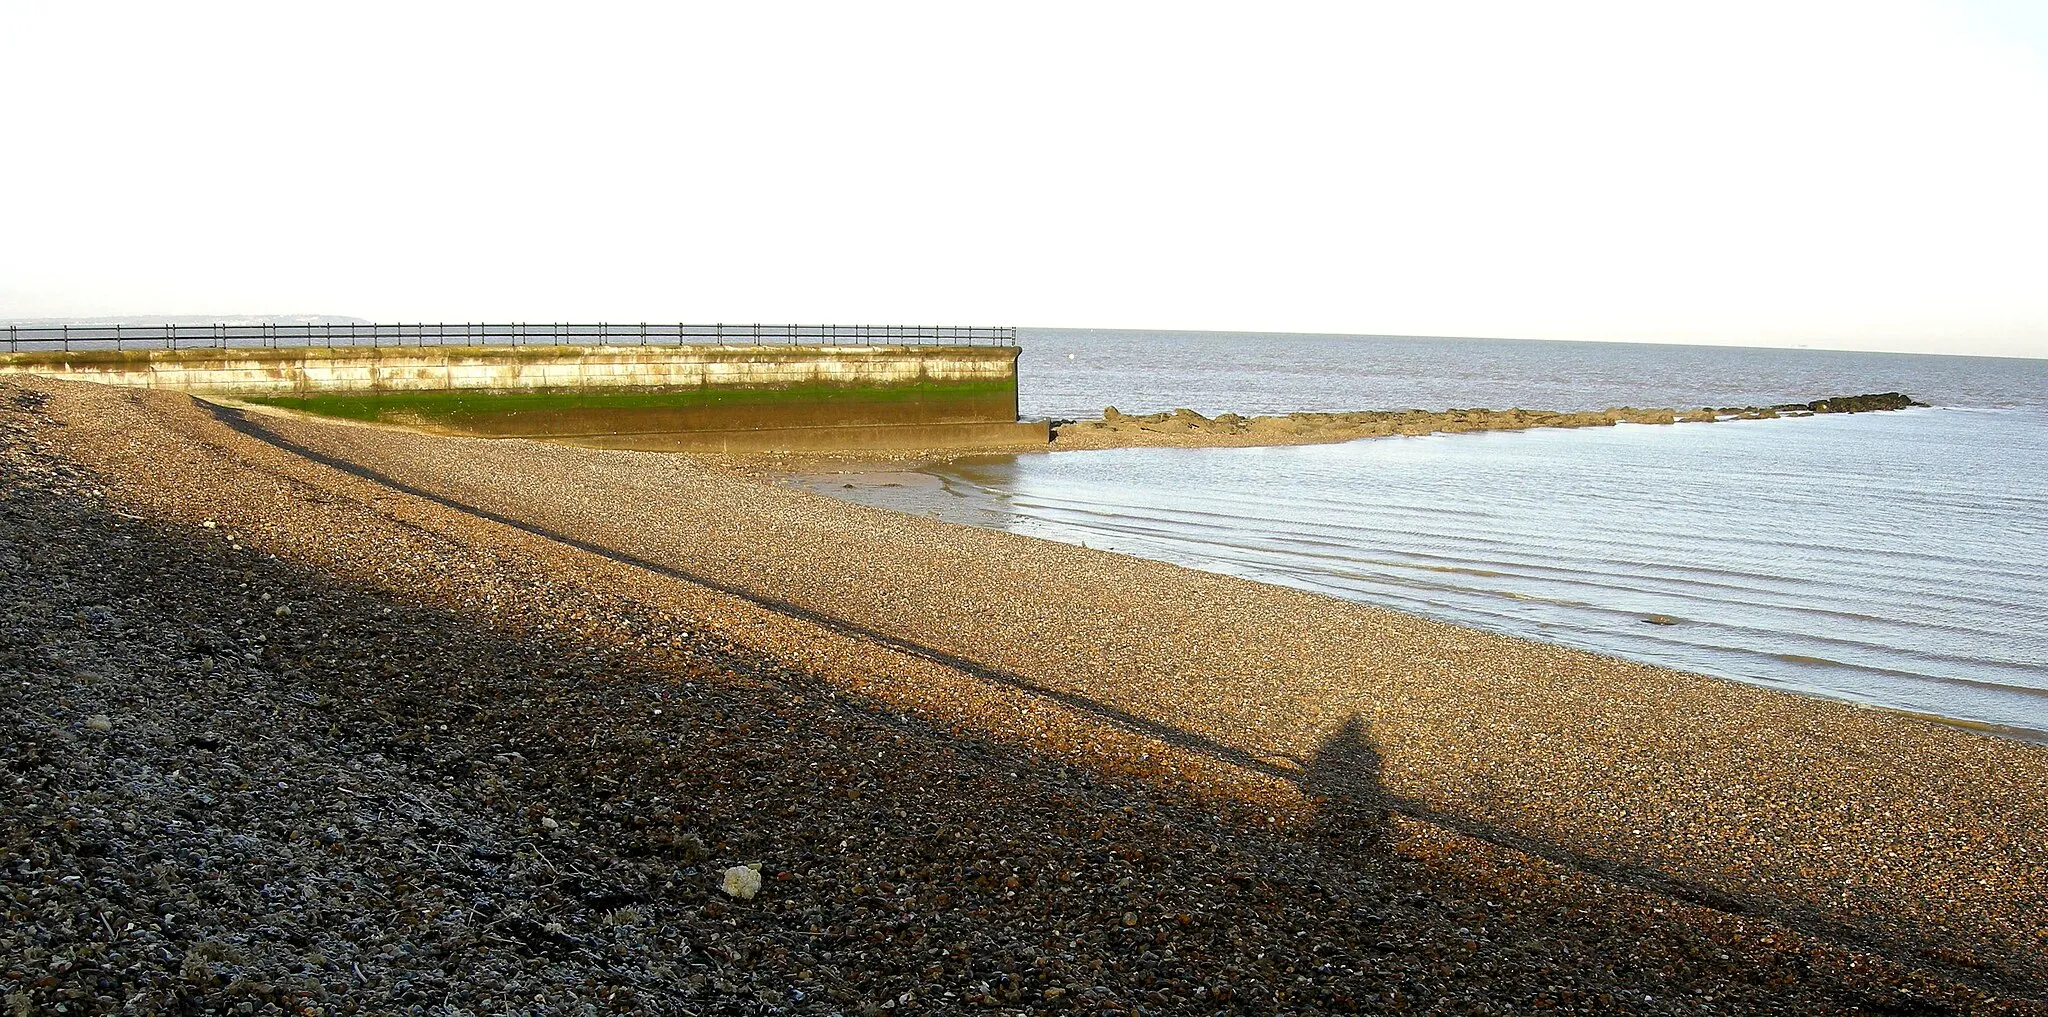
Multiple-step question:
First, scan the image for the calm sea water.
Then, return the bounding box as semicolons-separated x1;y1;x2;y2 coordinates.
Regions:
801;330;2048;739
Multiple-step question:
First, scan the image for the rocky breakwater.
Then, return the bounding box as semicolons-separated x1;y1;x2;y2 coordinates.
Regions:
1051;392;1923;451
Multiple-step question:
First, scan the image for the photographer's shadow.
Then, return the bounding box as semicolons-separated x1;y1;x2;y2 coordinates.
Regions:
1292;714;1396;849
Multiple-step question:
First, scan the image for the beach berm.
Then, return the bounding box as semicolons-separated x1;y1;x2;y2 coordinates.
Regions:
4;376;2043;1014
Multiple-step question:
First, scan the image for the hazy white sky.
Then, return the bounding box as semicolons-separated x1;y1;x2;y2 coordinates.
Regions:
4;1;2045;357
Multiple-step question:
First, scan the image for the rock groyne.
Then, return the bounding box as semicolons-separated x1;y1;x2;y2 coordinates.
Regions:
1051;392;1923;450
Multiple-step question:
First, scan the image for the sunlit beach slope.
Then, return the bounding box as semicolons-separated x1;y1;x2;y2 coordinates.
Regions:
5;375;2046;1012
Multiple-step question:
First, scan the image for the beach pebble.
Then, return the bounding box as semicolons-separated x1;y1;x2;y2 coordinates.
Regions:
721;865;762;899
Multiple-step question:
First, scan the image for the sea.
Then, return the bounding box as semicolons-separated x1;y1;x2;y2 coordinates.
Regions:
794;329;2048;740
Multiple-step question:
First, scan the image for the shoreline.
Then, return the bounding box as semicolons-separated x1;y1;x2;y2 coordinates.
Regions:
154;390;2044;750
770;427;2048;744
791;455;2048;748
786;460;2048;744
8;377;2046;1012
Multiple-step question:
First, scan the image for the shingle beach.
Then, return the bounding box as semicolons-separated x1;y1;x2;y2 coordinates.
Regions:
5;377;2044;1015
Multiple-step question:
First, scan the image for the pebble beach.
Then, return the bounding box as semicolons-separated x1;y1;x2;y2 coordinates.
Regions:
5;377;2046;1015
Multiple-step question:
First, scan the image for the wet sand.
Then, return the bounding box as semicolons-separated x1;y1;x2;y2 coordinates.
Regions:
6;377;2045;1014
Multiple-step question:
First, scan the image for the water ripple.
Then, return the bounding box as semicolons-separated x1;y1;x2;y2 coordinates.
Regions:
803;403;2048;738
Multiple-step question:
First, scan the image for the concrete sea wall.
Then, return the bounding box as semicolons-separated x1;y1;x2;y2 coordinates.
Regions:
0;344;1016;397
0;345;1044;451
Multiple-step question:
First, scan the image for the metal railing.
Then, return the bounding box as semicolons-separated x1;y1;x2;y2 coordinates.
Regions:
2;322;1018;353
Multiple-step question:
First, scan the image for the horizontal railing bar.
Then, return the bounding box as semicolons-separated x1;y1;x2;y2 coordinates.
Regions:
1;322;1016;353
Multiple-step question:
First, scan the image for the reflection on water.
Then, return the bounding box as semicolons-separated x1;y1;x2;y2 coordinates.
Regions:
796;408;2048;739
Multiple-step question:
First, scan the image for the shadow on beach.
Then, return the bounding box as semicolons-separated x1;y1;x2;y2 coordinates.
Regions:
191;398;2048;1004
1295;714;1396;847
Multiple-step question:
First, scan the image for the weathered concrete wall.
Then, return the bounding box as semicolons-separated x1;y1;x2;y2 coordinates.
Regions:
0;344;1037;450
0;344;1019;399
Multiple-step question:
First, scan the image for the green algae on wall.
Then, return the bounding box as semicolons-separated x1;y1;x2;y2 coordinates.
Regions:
0;343;1031;448
247;379;1021;437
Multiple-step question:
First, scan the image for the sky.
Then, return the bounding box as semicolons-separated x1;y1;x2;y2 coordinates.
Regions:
3;1;2046;358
